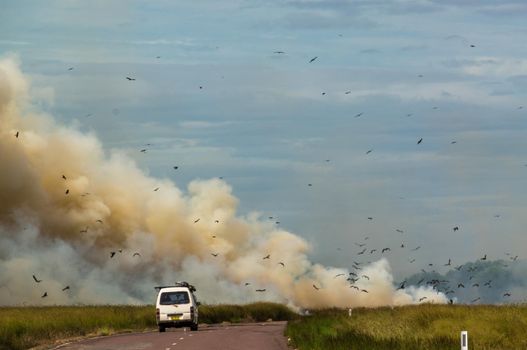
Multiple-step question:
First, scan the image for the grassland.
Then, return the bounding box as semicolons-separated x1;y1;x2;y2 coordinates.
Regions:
286;304;527;350
0;302;296;350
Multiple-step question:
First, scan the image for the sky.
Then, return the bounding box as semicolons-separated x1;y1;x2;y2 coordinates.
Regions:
1;0;527;305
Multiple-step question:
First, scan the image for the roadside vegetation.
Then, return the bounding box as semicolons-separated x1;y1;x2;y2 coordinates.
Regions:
286;304;527;350
0;302;296;350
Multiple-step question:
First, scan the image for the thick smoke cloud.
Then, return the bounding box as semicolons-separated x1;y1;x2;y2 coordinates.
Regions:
0;57;446;307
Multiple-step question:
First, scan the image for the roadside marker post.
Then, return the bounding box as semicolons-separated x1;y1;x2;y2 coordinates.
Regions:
348;308;352;317
461;331;468;350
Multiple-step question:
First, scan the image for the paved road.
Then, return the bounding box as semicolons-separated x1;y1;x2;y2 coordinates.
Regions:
55;322;290;350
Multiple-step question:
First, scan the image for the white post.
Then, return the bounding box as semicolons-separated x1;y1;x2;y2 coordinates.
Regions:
348;308;352;317
461;331;468;350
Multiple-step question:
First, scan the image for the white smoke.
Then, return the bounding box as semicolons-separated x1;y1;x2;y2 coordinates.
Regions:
0;56;446;308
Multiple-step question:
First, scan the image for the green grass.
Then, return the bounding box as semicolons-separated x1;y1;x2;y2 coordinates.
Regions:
286;304;527;350
0;302;296;350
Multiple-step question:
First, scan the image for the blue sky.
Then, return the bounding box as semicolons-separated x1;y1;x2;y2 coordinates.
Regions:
2;0;527;279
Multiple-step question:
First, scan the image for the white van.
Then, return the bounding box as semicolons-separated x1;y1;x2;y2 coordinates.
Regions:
155;282;199;332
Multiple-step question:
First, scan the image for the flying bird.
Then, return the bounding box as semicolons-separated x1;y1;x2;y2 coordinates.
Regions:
472;283;479;287
62;286;70;291
354;112;363;118
133;252;141;257
309;56;318;63
397;281;406;290
262;254;270;260
255;289;266;292
417;138;423;144
453;226;459;232
471;297;481;303
362;275;370;280
62;175;67;180
370;249;377;254
361;289;369;293
126;77;136;81
211;253;219;257
366;149;373;154
481;254;487;261
312;284;320;290
396;229;404;233
357;248;366;255
345;91;351;94
457;283;465;288
245;282;251;286
194;218;200;223
140;149;147;153
503;292;511;297
273;51;285;54
334;273;345;278
110;251;116;258
41;292;48;298
419;297;427;302
65;189;69;195
32;275;42;283
173;166;179;170
15;131;19;138
445;259;451;266
411;246;421;251
68;67;74;71
153;187;159;191
278;262;285;267
382;247;391;253
355;243;366;247
367;217;373;220
96;219;103;224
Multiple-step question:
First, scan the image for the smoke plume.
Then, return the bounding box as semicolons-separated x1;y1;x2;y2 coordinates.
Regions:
0;57;446;308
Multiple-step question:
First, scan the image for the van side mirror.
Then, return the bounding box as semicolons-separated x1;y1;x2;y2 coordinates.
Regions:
196;301;201;306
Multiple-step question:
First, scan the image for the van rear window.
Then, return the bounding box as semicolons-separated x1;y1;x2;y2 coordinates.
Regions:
159;291;190;305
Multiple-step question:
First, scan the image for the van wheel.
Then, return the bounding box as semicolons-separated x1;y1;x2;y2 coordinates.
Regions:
190;323;198;331
159;325;166;332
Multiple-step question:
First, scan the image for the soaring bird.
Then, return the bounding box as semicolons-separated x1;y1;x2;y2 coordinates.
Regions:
345;91;351;94
68;67;74;71
354;112;363;118
62;286;70;291
361;289;369;293
411;246;421;251
153;187;159;192
96;219;103;224
366;149;373;154
273;51;285;54
140;149;147;153
62;175;67;180
334;273;345;278
41;292;48;298
126;77;136;81
357;248;366;255
362;275;370;280
457;283;465;288
133;252;141;257
370;249;377;254
15;131;19;138
472;283;479;287
355;243;366;247
382;247;391;253
309;56;318;63
312;284;320;290
194;218;200;223
32;275;42;283
173;166;179;170
396;229;404;233
409;258;415;263
417;138;423;144
367;217;373;220
397;281;406;290
453;226;459;231
278;262;285;267
262;254;270;260
245;282;251;286
503;292;511;297
211;253;219;257
255;289;266;292
481;254;487;261
419;297;427;302
471;297;481;303
110;251;116;258
65;189;69;195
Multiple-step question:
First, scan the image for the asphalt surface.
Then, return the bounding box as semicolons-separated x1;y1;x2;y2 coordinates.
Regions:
54;322;290;350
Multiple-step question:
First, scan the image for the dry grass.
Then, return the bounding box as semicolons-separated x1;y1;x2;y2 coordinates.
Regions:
0;302;296;350
286;304;527;350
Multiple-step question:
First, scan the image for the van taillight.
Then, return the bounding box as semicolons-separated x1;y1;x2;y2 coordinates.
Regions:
156;308;160;321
